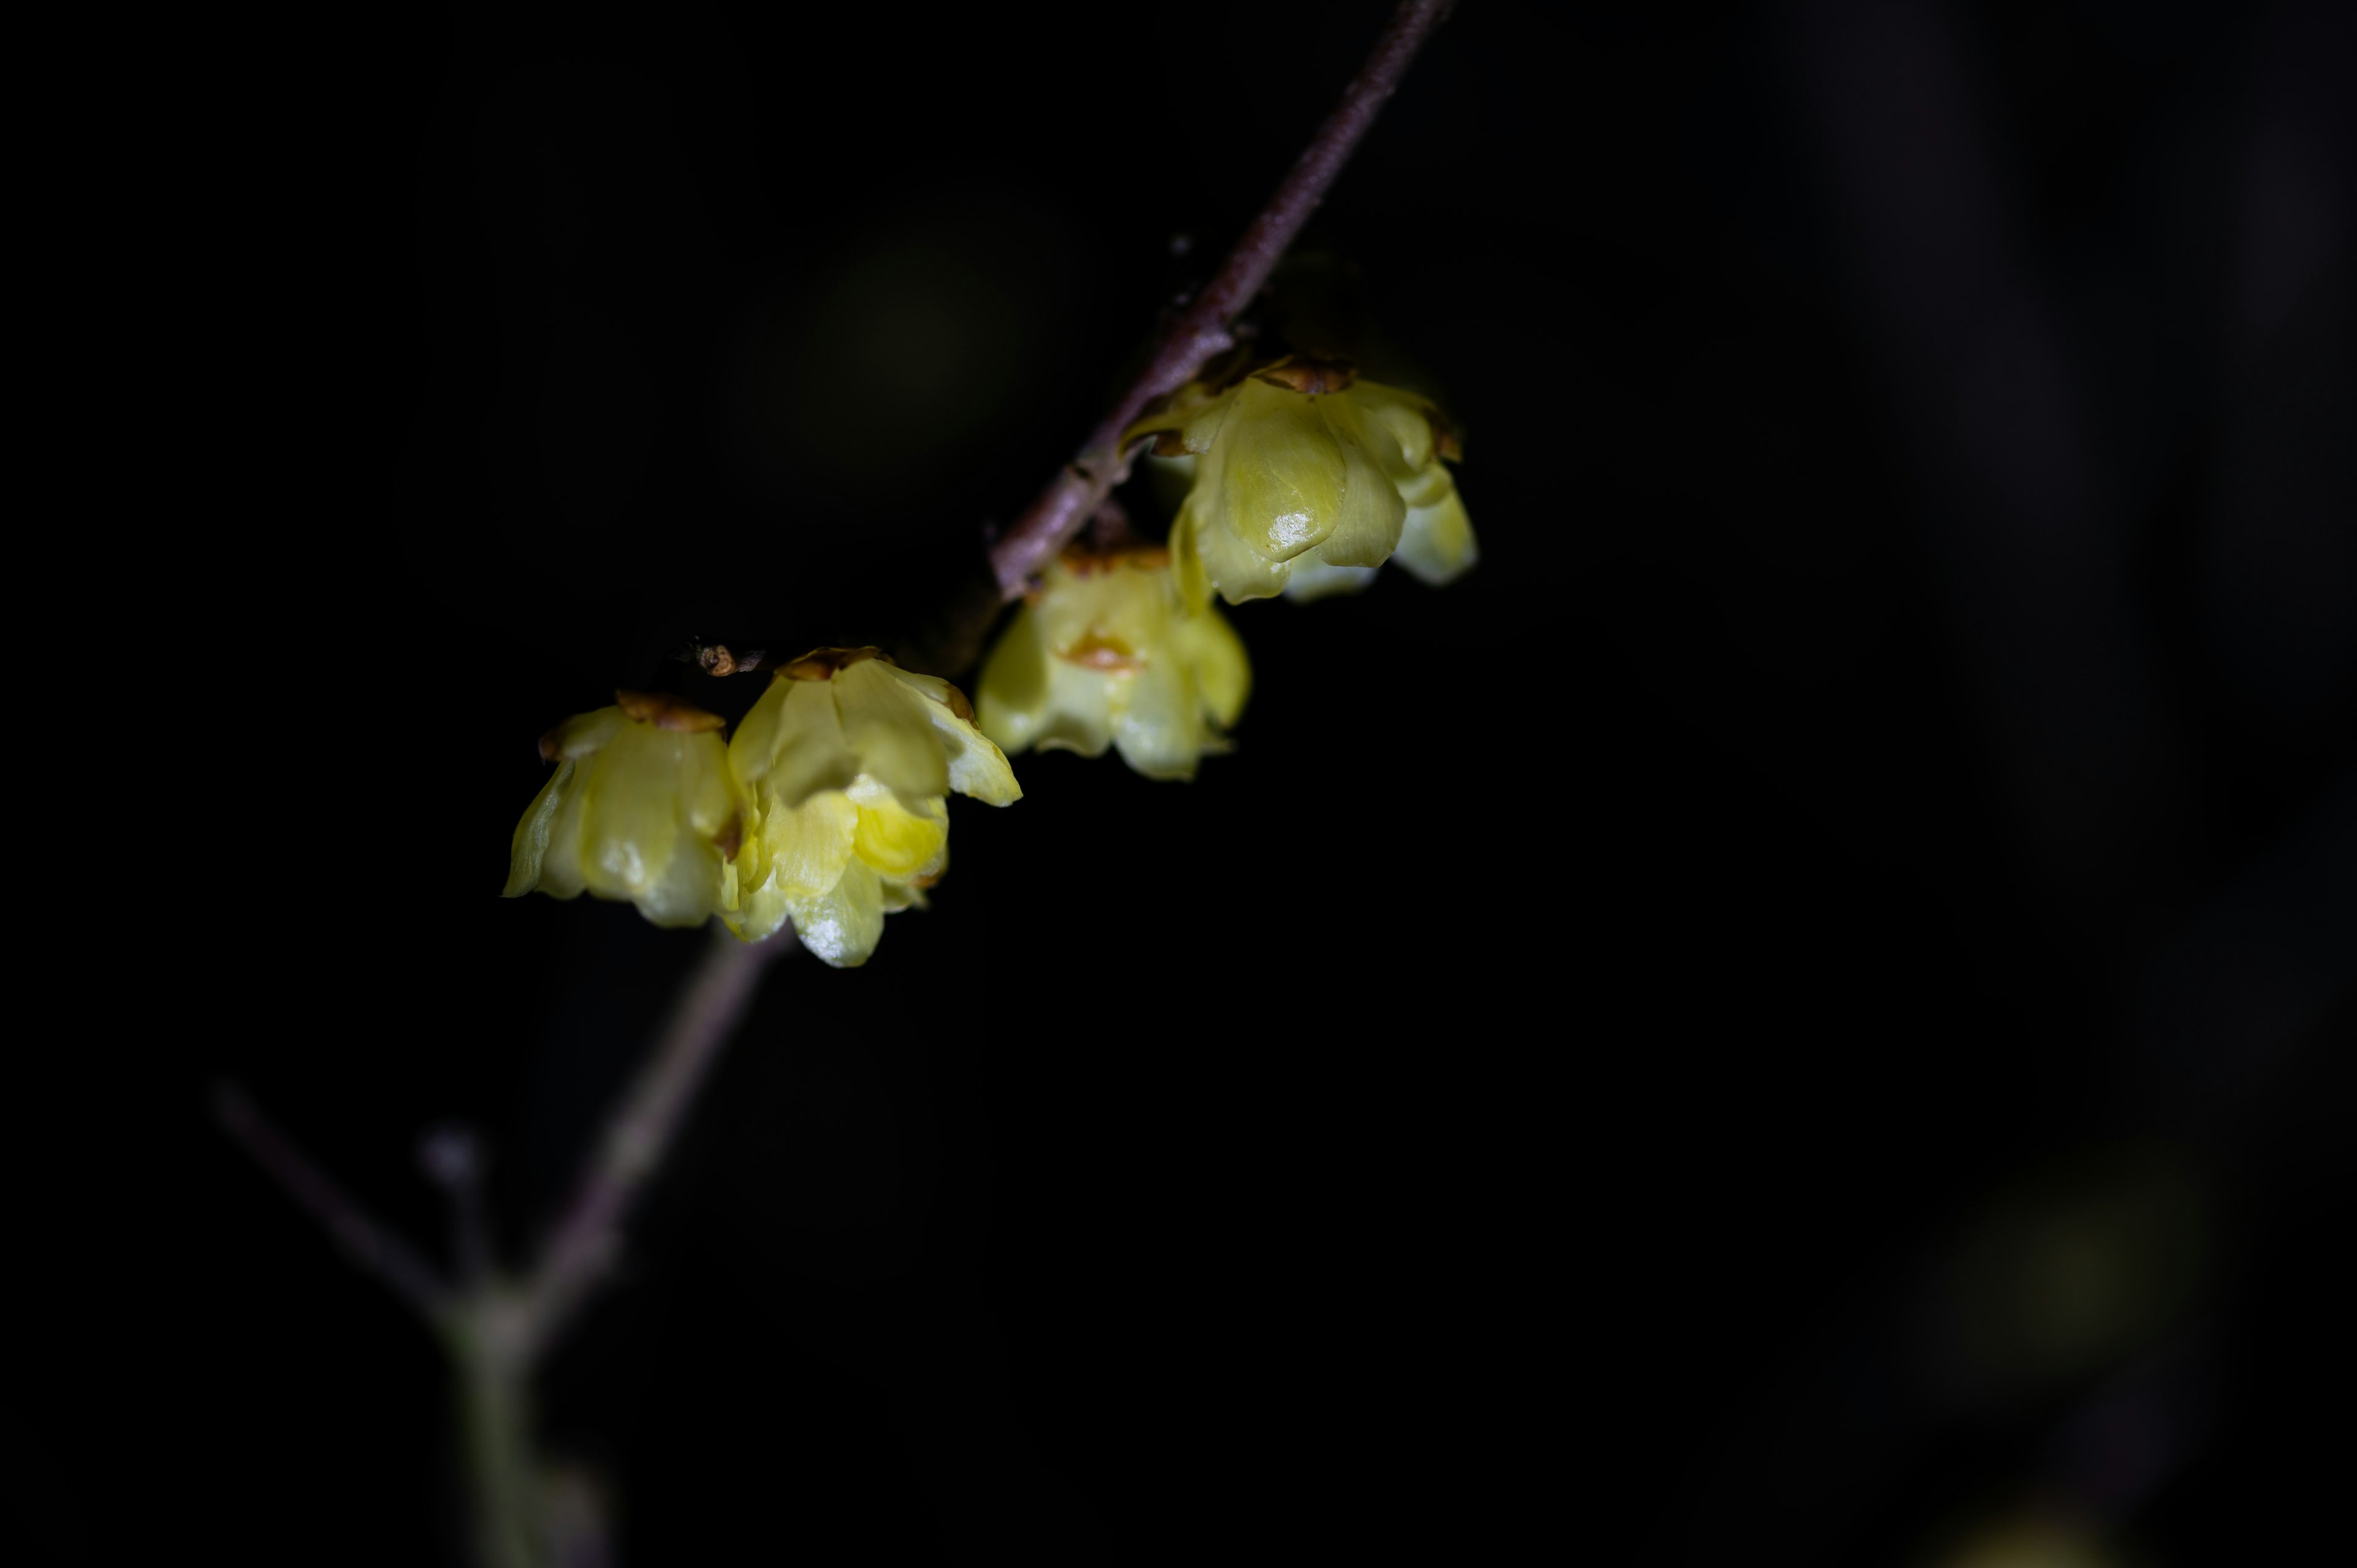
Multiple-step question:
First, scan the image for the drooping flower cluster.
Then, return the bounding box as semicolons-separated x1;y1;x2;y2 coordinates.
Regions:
504;652;1018;967
508;358;1476;951
1128;356;1477;606
977;544;1250;781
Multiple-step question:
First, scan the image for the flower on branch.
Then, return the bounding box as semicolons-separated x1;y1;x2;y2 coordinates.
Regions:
505;692;748;929
1130;355;1478;606
724;649;1020;967
977;544;1250;781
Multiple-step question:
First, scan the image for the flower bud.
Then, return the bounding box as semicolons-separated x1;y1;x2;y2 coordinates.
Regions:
725;649;1019;966
504;692;745;929
977;546;1250;781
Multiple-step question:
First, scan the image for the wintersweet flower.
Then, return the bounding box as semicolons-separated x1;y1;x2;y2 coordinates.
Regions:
505;692;746;928
1131;357;1478;606
724;648;1019;966
977;544;1250;781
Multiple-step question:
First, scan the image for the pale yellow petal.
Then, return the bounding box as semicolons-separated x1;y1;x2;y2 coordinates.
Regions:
1121;381;1236;454
533;770;595;900
543;706;628;762
789;859;887;968
1110;651;1204;781
675;731;744;840
1031;566;1105;654
1394;469;1479;586
1215;378;1344;562
576;729;683;905
724;864;794;944
504;760;579;898
754;789;859;902
941;716;1021;804
846;777;948;879
870;662;955;709
1282;558;1381;601
1170;500;1213;613
1345;380;1438;473
1396;461;1453;510
834;658;950;805
877;878;931;914
977;604;1054;754
632;832;726;928
1032;658;1117;757
1196;490;1295;603
1174;604;1251;730
1310;394;1408;569
732;677;860;811
869;661;1017;803
1177;388;1237;454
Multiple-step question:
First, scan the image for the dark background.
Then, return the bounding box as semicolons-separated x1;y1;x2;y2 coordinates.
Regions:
31;0;2351;1561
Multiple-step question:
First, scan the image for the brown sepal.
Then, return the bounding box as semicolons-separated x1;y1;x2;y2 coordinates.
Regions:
1427;406;1464;463
616;690;726;733
1253;353;1360;395
776;646;889;682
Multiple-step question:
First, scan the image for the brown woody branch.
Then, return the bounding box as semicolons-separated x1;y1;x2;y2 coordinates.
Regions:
985;0;1455;598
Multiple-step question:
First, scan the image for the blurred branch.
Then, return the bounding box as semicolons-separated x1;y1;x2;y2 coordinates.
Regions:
213;1083;452;1323
216;923;792;1564
985;0;1455;598
514;924;795;1359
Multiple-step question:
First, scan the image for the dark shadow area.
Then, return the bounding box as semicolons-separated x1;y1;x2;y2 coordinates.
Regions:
37;1;2350;1562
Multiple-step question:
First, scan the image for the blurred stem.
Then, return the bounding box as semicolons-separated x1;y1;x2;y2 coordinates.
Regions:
514;925;792;1361
986;0;1455;597
451;1295;539;1568
211;1084;452;1318
217;922;793;1566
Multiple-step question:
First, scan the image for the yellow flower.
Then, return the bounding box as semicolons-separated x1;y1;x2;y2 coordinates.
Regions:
976;544;1250;781
505;692;746;929
1132;357;1479;606
724;648;1019;966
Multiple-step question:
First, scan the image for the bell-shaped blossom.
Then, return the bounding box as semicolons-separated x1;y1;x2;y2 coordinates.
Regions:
1132;360;1479;606
977;545;1250;780
505;692;746;928
725;649;1019;966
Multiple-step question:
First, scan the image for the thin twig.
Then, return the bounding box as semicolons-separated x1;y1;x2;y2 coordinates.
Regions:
214;1082;452;1321
986;0;1455;597
514;925;794;1356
